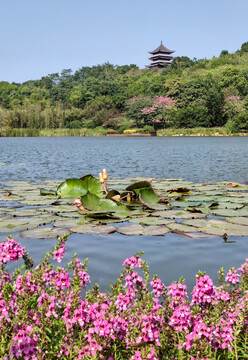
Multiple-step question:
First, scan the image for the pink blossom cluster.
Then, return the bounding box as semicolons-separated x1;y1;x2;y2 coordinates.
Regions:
226;95;240;102
53;241;66;263
9;324;41;360
225;268;240;284
141;96;176;115
1;237;248;359
0;237;26;266
191;274;215;305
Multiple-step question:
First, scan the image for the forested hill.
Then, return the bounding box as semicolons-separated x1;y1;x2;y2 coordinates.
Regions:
0;42;248;133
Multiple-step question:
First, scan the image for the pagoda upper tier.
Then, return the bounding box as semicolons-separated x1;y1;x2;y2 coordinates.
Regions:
147;41;175;68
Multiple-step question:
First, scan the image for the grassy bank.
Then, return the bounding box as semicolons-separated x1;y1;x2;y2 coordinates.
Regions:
1;127;247;137
157;127;247;136
0;127;108;137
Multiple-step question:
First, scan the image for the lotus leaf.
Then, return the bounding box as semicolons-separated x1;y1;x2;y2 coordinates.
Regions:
167;223;198;232
53;219;85;228
116;224;144;235
69;224;116;234
226;217;248;226
142;226;170;236
151;210;206;219
21;227;69;239
182;219;209;227
81;193;117;211
139;188;168;210
126;181;152;193
80;174;103;197
129;216;174;226
167;187;191;194
216;203;244;210
0;217;54;233
116;224;169;236
56;179;88;198
40;188;57;196
210;206;248;217
105;190;120;200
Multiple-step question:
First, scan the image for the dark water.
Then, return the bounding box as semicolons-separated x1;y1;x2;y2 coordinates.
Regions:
1;136;248;293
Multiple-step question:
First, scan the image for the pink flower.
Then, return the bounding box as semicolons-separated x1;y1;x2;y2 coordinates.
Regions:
225;268;240;285
0;237;26;266
74;198;82;207
122;256;142;269
53;242;66;263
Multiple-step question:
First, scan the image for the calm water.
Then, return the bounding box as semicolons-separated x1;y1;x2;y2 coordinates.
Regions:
0;136;248;183
1;136;248;292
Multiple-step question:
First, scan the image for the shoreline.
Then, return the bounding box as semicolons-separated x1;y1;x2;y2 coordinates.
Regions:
0;128;247;137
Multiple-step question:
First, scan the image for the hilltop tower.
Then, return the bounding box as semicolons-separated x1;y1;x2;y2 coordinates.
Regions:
147;41;175;68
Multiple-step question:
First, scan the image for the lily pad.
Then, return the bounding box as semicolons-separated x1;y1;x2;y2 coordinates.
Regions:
226;217;248;226
116;224;169;236
53;219;86;228
69;224;116;234
21;227;69;239
0;217;54;233
196;219;248;236
142;226;170;236
151;210;206;219
129;216;174;226
182;219;209;228
40;188;57;196
116;224;144;235
167;223;198;232
210;206;248;217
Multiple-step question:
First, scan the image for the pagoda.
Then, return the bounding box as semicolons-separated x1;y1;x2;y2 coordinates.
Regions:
147;41;175;68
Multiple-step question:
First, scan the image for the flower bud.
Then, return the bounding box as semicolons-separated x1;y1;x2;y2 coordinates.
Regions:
74;198;82;207
99;172;104;183
102;168;108;180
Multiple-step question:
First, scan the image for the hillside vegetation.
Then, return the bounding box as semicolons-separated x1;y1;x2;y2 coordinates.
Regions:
0;42;248;134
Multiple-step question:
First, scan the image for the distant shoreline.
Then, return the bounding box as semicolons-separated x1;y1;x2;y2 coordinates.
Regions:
0;128;247;137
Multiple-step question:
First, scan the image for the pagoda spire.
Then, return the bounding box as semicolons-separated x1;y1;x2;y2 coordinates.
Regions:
146;41;175;68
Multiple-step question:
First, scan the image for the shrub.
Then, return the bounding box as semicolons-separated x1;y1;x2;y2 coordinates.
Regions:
1;235;248;359
65;120;82;129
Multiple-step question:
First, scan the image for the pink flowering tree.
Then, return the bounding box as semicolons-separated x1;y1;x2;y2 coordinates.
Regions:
141;96;176;129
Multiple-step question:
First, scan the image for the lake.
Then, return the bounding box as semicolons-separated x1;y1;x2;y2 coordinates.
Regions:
1;136;248;293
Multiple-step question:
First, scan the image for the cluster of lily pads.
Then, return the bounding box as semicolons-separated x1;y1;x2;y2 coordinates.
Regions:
0;172;248;239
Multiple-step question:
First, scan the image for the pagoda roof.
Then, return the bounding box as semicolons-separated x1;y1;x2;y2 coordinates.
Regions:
149;41;175;54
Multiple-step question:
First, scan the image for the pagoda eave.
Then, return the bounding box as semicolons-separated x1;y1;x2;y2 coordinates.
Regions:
149;56;174;61
148;50;175;55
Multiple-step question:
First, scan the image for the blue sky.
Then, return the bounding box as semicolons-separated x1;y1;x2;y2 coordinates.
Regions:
1;0;247;83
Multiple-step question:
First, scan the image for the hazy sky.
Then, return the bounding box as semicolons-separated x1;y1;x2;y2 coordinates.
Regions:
1;0;247;83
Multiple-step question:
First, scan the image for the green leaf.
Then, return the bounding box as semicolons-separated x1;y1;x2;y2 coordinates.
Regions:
40;188;57;196
56;175;102;198
56;179;88;197
126;181;152;192
81;193;100;211
139;188;166;210
105;189;120;200
80;174;103;197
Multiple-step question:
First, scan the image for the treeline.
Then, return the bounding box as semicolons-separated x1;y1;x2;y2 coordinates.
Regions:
0;42;248;133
